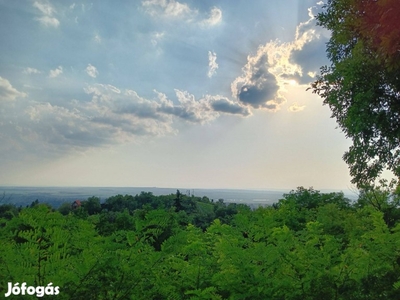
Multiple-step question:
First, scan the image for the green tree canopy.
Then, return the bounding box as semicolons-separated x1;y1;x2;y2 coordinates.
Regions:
311;0;400;188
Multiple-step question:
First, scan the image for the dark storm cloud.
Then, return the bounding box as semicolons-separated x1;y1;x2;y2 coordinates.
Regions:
157;90;251;123
209;97;251;116
231;49;281;110
158;104;207;123
289;33;329;84
237;80;278;109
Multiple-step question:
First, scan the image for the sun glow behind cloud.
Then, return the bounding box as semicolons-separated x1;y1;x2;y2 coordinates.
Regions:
0;0;354;189
231;3;329;112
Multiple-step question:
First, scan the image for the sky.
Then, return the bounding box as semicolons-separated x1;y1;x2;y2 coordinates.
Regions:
0;0;354;190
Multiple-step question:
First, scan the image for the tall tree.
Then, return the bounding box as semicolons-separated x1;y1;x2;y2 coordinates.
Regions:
311;0;400;188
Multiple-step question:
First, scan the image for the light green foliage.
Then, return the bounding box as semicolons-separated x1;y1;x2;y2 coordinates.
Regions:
134;208;178;251
1;188;400;299
0;204;102;298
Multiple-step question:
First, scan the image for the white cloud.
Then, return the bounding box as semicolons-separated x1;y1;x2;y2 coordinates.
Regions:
24;102;112;149
33;1;55;16
93;33;101;43
170;89;219;123
0;80;250;155
36;16;60;27
288;103;306;112
82;84;176;140
84;84;120;97
12;85;175;152
33;1;60;28
207;51;218;78
151;31;165;46
81;3;93;12
86;64;98;78
49;66;63;78
307;71;317;78
0;77;27;102
201;7;222;27
142;0;194;19
287;5;330;84
23;67;41;75
23;84;43;90
85;84;249;127
142;1;222;27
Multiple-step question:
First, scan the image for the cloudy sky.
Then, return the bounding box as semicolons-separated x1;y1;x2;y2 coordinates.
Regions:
0;0;354;190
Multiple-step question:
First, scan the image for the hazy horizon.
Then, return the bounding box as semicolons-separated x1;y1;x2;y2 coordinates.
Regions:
0;185;359;210
0;185;357;193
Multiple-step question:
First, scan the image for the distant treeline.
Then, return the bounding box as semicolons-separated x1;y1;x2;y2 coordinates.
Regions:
0;187;283;210
2;190;250;231
1;187;400;299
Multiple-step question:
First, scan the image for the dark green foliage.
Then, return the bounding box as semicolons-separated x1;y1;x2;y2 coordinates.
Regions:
0;203;19;221
174;189;184;212
311;0;400;188
81;196;102;215
355;180;400;228
103;194;138;212
57;202;73;215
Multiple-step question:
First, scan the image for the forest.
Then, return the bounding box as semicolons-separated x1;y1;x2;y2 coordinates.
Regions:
1;185;400;299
